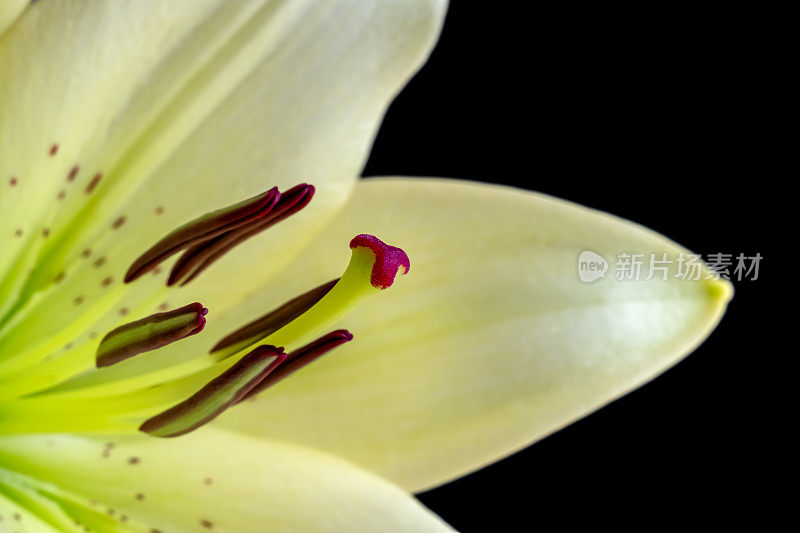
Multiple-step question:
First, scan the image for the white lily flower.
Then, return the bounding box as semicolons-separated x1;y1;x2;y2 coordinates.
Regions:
0;1;730;531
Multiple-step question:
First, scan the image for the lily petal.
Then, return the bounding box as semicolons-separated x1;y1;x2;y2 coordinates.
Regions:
0;0;446;375
0;0;25;38
215;177;732;492
0;428;453;532
0;479;79;532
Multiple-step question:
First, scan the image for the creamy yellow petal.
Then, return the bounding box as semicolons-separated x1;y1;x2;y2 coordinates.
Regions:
0;428;453;532
0;0;25;38
214;177;732;492
0;0;446;384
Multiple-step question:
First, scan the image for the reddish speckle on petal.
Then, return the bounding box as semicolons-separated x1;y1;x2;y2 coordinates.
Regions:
49;144;59;156
86;173;102;193
349;234;410;289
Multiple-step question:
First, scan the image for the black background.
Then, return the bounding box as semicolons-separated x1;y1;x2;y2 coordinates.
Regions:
364;3;777;530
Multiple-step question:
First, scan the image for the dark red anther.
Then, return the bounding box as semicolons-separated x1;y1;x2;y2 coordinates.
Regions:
140;345;286;438
96;303;208;367
238;330;353;402
167;184;315;286
125;188;281;283
210;278;338;354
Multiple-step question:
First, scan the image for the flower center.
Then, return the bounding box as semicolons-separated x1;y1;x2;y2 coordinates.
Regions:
0;187;410;439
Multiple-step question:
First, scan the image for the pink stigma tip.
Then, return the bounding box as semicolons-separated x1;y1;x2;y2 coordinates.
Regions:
349;234;410;290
